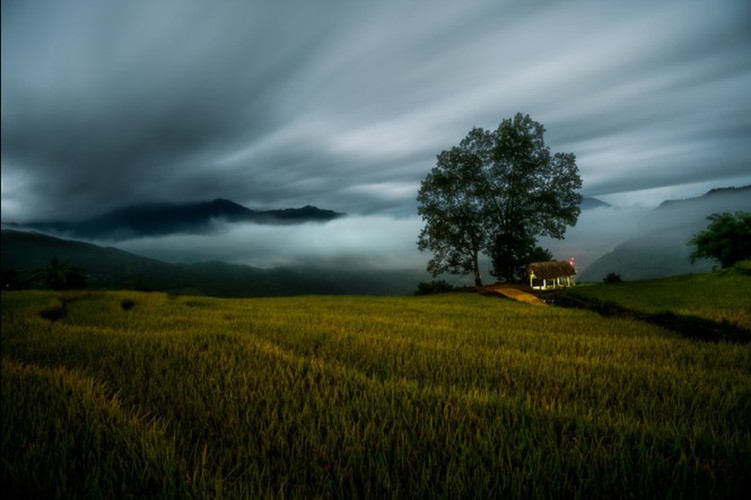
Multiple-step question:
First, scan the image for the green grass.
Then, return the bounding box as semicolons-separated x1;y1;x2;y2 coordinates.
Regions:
2;290;750;498
570;267;751;330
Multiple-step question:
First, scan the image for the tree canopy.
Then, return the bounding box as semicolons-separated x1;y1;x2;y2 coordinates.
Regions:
417;113;582;285
689;212;751;268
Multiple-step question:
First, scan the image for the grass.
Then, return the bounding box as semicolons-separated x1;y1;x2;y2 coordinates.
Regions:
2;289;750;497
569;266;751;330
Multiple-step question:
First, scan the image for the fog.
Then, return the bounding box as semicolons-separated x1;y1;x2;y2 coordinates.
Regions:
14;181;745;287
110;215;429;272
106;206;656;281
540;206;650;273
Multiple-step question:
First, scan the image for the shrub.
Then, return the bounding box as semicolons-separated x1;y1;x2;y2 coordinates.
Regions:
730;259;751;276
120;299;136;311
603;272;623;284
414;280;455;295
39;304;66;322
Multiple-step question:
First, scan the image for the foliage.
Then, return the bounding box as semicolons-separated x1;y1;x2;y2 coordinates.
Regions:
729;259;751;276
414;279;456;295
417;113;582;285
492;242;553;283
2;290;750;497
689;211;751;268
603;272;623;284
417;128;492;286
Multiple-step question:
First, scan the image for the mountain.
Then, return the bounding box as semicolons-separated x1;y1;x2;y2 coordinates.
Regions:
579;186;751;282
580;197;611;210
22;198;345;240
1;229;425;296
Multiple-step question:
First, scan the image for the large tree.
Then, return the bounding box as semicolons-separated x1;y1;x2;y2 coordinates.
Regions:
417;128;492;286
417;113;582;285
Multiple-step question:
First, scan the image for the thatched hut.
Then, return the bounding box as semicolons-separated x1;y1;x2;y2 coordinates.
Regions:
527;261;576;290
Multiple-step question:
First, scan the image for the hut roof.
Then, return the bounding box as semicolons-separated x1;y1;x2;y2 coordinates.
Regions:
527;261;576;279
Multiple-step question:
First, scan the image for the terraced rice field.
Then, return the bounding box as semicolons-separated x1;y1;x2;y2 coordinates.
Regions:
2;290;750;497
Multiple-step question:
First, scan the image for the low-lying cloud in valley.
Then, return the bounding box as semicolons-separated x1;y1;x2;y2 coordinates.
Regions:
107;205;654;282
110;216;429;272
540;205;650;273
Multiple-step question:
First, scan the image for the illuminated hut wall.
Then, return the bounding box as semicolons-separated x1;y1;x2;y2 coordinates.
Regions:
527;261;576;290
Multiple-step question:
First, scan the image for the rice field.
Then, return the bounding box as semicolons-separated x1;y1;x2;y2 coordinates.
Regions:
2;290;750;498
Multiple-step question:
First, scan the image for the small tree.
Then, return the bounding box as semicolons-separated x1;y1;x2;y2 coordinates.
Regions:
689;212;751;268
603;272;623;284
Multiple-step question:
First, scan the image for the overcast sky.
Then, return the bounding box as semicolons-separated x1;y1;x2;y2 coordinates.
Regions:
3;0;751;223
4;0;750;278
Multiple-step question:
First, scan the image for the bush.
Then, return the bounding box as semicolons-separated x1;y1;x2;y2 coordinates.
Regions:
719;259;751;277
39;303;66;322
603;272;623;284
120;299;136;311
414;280;456;295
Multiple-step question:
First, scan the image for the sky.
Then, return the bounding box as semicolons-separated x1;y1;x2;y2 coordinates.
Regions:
2;0;751;275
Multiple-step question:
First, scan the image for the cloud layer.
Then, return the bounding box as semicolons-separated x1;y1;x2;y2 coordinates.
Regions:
3;0;751;223
97;206;654;288
112;216;428;272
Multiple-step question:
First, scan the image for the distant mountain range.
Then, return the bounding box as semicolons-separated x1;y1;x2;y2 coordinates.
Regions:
580;197;611;210
1;229;426;296
579;186;751;281
4;189;744;292
12;198;344;240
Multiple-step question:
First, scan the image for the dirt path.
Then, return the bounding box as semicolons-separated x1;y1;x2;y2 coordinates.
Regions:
486;286;546;306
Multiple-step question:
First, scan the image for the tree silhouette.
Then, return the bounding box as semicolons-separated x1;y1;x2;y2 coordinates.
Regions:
690;212;751;268
32;257;87;290
417;114;582;285
417;127;492;286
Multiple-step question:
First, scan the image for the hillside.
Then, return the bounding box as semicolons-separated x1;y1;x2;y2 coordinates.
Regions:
579;185;751;281
564;264;751;333
0;230;339;296
0;229;425;296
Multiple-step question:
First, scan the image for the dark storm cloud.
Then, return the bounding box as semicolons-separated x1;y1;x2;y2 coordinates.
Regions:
1;0;340;218
3;0;751;222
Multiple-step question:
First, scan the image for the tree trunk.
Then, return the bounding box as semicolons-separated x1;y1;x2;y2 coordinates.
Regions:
473;251;483;287
503;266;516;284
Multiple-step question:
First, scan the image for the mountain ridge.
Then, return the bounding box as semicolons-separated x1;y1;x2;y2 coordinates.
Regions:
18;199;345;240
580;197;611;210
